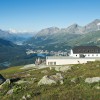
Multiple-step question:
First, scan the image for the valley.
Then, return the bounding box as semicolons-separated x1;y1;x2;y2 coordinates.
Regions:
0;19;100;69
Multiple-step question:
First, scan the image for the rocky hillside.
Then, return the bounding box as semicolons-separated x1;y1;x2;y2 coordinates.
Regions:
0;61;100;100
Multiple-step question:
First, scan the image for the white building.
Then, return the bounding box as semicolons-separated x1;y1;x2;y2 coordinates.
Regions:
70;46;100;58
97;23;100;30
46;46;100;65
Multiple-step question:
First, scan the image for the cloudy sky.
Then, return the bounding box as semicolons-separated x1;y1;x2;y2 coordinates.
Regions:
0;0;100;32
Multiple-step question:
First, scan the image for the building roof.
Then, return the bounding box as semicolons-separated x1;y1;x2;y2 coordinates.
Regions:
73;46;100;53
46;56;100;59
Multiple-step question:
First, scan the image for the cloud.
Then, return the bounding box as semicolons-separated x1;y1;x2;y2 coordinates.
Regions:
9;28;18;33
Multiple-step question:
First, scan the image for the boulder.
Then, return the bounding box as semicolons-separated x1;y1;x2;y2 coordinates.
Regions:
15;80;28;84
26;94;31;98
71;78;77;83
71;77;80;83
95;86;100;89
38;65;48;69
49;73;63;84
41;70;48;74
22;94;31;100
0;74;6;85
55;66;71;72
22;95;26;100
7;89;14;95
85;77;100;83
1;79;10;86
38;75;56;86
38;73;63;86
0;79;10;89
96;65;100;67
4;79;10;84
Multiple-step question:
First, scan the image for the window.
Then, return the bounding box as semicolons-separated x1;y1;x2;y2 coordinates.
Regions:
77;61;80;64
96;50;99;53
78;49;81;52
96;54;98;56
87;50;90;53
54;62;56;65
92;54;94;56
48;62;56;65
76;55;77;56
80;54;85;58
88;54;90;56
91;50;94;53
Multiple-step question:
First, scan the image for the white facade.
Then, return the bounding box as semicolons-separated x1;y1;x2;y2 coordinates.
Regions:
46;56;98;65
70;49;100;58
46;48;100;65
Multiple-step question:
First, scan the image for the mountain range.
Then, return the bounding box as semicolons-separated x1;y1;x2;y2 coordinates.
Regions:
35;19;100;35
25;19;100;51
0;29;35;45
0;19;100;67
0;19;100;47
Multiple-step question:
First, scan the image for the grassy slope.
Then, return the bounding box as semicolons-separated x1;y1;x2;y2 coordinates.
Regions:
67;30;100;46
0;61;100;100
25;33;81;51
26;30;100;51
0;45;37;68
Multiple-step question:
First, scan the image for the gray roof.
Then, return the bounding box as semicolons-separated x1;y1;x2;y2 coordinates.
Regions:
73;46;100;53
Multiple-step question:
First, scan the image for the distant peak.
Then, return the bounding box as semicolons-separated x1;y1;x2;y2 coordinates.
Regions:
94;19;100;21
72;23;78;27
68;23;79;28
40;27;60;32
92;19;100;23
47;27;59;30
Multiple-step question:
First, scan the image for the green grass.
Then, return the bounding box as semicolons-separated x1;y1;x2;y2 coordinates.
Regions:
0;66;22;74
0;61;100;100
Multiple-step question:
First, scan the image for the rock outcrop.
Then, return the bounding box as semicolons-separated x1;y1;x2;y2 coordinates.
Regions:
41;70;48;74
15;80;29;84
85;77;100;83
0;79;10;89
38;73;63;86
7;89;14;95
0;74;6;85
55;66;71;72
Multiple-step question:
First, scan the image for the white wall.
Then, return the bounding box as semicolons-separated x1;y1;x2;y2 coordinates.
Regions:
46;58;96;65
71;54;80;57
71;53;100;57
